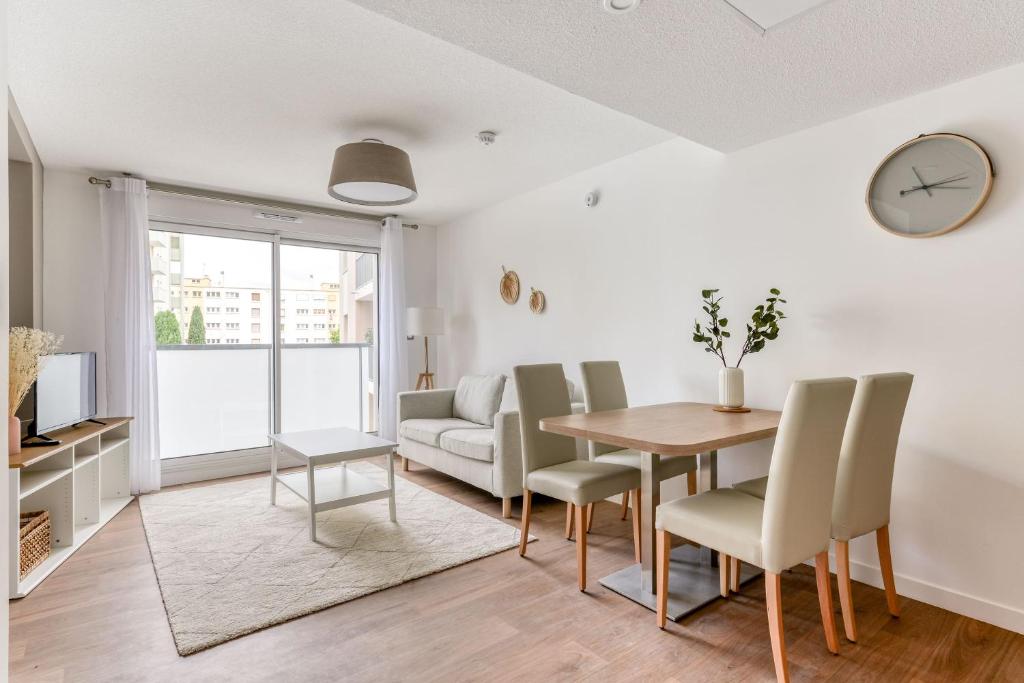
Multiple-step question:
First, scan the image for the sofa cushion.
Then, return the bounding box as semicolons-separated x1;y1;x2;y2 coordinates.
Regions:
453;374;506;427
400;418;487;447
439;429;495;463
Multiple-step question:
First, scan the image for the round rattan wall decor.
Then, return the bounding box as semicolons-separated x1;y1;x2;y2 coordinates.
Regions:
529;288;546;314
500;266;520;304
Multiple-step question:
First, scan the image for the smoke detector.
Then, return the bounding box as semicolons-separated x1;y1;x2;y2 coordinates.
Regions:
603;0;641;13
477;131;497;146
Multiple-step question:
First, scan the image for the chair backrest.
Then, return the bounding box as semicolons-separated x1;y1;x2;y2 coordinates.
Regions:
513;363;579;477
579;361;628;459
832;372;914;540
761;377;856;574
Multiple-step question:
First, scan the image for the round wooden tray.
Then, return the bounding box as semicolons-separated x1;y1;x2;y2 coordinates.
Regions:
500;266;520;304
712;405;751;413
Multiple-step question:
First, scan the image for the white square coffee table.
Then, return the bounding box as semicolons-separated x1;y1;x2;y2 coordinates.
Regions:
269;427;398;542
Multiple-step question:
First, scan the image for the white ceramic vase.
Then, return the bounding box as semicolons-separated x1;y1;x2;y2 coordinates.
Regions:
719;367;744;408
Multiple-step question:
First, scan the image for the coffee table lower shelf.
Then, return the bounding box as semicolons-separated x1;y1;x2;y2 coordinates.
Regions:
599;544;763;621
276;466;391;513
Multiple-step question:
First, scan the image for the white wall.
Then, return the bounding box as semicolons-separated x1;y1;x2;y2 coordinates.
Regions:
436;63;1024;633
41;169;437;412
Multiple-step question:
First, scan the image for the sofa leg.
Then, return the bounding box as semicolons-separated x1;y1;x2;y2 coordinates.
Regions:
502;497;512;519
401;456;409;472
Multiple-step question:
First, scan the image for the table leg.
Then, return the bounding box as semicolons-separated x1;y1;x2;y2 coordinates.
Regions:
697;450;718;566
307;463;317;543
386;450;397;522
270;442;277;505
600;447;761;620
640;451;661;593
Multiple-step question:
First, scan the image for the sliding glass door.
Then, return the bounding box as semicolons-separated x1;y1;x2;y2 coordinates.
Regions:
149;225;377;460
150;229;274;458
279;243;377;434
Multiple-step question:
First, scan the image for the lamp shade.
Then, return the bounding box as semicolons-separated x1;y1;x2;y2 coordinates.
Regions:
327;140;417;206
407;307;445;336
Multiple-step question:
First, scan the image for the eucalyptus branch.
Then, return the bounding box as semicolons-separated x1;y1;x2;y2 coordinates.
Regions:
691;288;787;368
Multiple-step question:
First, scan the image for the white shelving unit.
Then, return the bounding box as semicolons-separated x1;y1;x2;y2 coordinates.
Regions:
8;417;133;598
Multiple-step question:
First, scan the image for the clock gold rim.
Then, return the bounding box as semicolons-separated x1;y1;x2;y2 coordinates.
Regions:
865;132;994;239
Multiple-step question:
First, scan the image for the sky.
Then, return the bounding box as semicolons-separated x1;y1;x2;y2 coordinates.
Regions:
169;233;361;290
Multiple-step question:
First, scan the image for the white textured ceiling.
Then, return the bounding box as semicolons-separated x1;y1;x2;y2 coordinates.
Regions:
348;0;1024;151
7;0;672;224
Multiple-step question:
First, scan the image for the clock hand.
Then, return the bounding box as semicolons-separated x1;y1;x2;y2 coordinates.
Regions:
911;166;932;197
899;175;969;196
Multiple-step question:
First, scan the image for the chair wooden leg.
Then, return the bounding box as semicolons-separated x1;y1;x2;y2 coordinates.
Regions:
730;556;741;593
765;572;790;683
835;540;857;642
631;488;641;563
502;497;512;519
687;470;697;496
575;503;588;591
586;503;595;533
518;490;532;557
876;525;900;617
620;490;630;520
565;502;575;540
401;456;409;472
814;551;840;654
719;553;731;598
656;529;670;628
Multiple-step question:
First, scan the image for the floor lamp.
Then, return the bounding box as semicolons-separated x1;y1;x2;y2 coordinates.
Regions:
407;307;445;390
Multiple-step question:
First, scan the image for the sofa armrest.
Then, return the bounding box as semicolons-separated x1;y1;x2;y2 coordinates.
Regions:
492;410;525;496
398;389;456;423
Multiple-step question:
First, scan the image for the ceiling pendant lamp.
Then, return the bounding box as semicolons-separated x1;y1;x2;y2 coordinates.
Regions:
327;138;417;206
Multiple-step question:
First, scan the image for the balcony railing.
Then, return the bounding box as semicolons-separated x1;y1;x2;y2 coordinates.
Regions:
156;343;375;459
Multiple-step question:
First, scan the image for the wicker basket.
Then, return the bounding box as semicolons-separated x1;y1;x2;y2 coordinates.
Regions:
19;510;51;580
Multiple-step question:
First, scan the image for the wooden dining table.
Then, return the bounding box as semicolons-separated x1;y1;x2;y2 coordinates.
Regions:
540;401;781;621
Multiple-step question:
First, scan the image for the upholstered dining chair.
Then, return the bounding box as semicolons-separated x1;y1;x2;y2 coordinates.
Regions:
733;372;913;642
514;363;641;591
656;377;857;683
575;361;698;562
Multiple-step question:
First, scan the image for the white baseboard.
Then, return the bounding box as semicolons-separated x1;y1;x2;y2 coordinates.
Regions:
161;447;303;487
823;551;1024;635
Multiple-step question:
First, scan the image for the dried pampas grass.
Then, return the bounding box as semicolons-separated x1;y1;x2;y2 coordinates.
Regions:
9;327;63;417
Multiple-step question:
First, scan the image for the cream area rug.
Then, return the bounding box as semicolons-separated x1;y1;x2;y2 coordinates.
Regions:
140;462;529;655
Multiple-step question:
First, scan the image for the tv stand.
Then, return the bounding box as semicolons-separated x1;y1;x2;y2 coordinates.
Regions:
80;418;107;427
9;417;134;598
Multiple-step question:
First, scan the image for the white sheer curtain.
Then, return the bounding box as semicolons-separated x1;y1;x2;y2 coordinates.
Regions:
99;177;161;493
378;217;408;441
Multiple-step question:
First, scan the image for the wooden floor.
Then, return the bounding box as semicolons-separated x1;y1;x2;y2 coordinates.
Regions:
10;459;1024;682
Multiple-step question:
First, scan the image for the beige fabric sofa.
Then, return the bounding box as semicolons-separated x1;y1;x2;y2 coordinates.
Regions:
397;374;585;518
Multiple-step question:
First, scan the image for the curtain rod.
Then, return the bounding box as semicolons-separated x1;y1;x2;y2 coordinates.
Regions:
87;176;419;229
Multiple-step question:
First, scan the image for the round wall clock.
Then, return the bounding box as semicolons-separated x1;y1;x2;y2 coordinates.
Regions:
866;133;994;238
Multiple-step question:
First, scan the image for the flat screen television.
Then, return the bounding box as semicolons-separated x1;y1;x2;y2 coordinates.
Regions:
31;352;98;437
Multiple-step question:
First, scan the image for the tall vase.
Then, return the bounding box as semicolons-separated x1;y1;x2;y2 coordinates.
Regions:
719;367;745;408
8;416;22;455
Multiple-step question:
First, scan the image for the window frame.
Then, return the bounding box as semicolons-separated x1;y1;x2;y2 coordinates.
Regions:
150;219;381;482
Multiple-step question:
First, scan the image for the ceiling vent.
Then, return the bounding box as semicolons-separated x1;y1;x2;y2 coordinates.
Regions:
254;211;303;223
